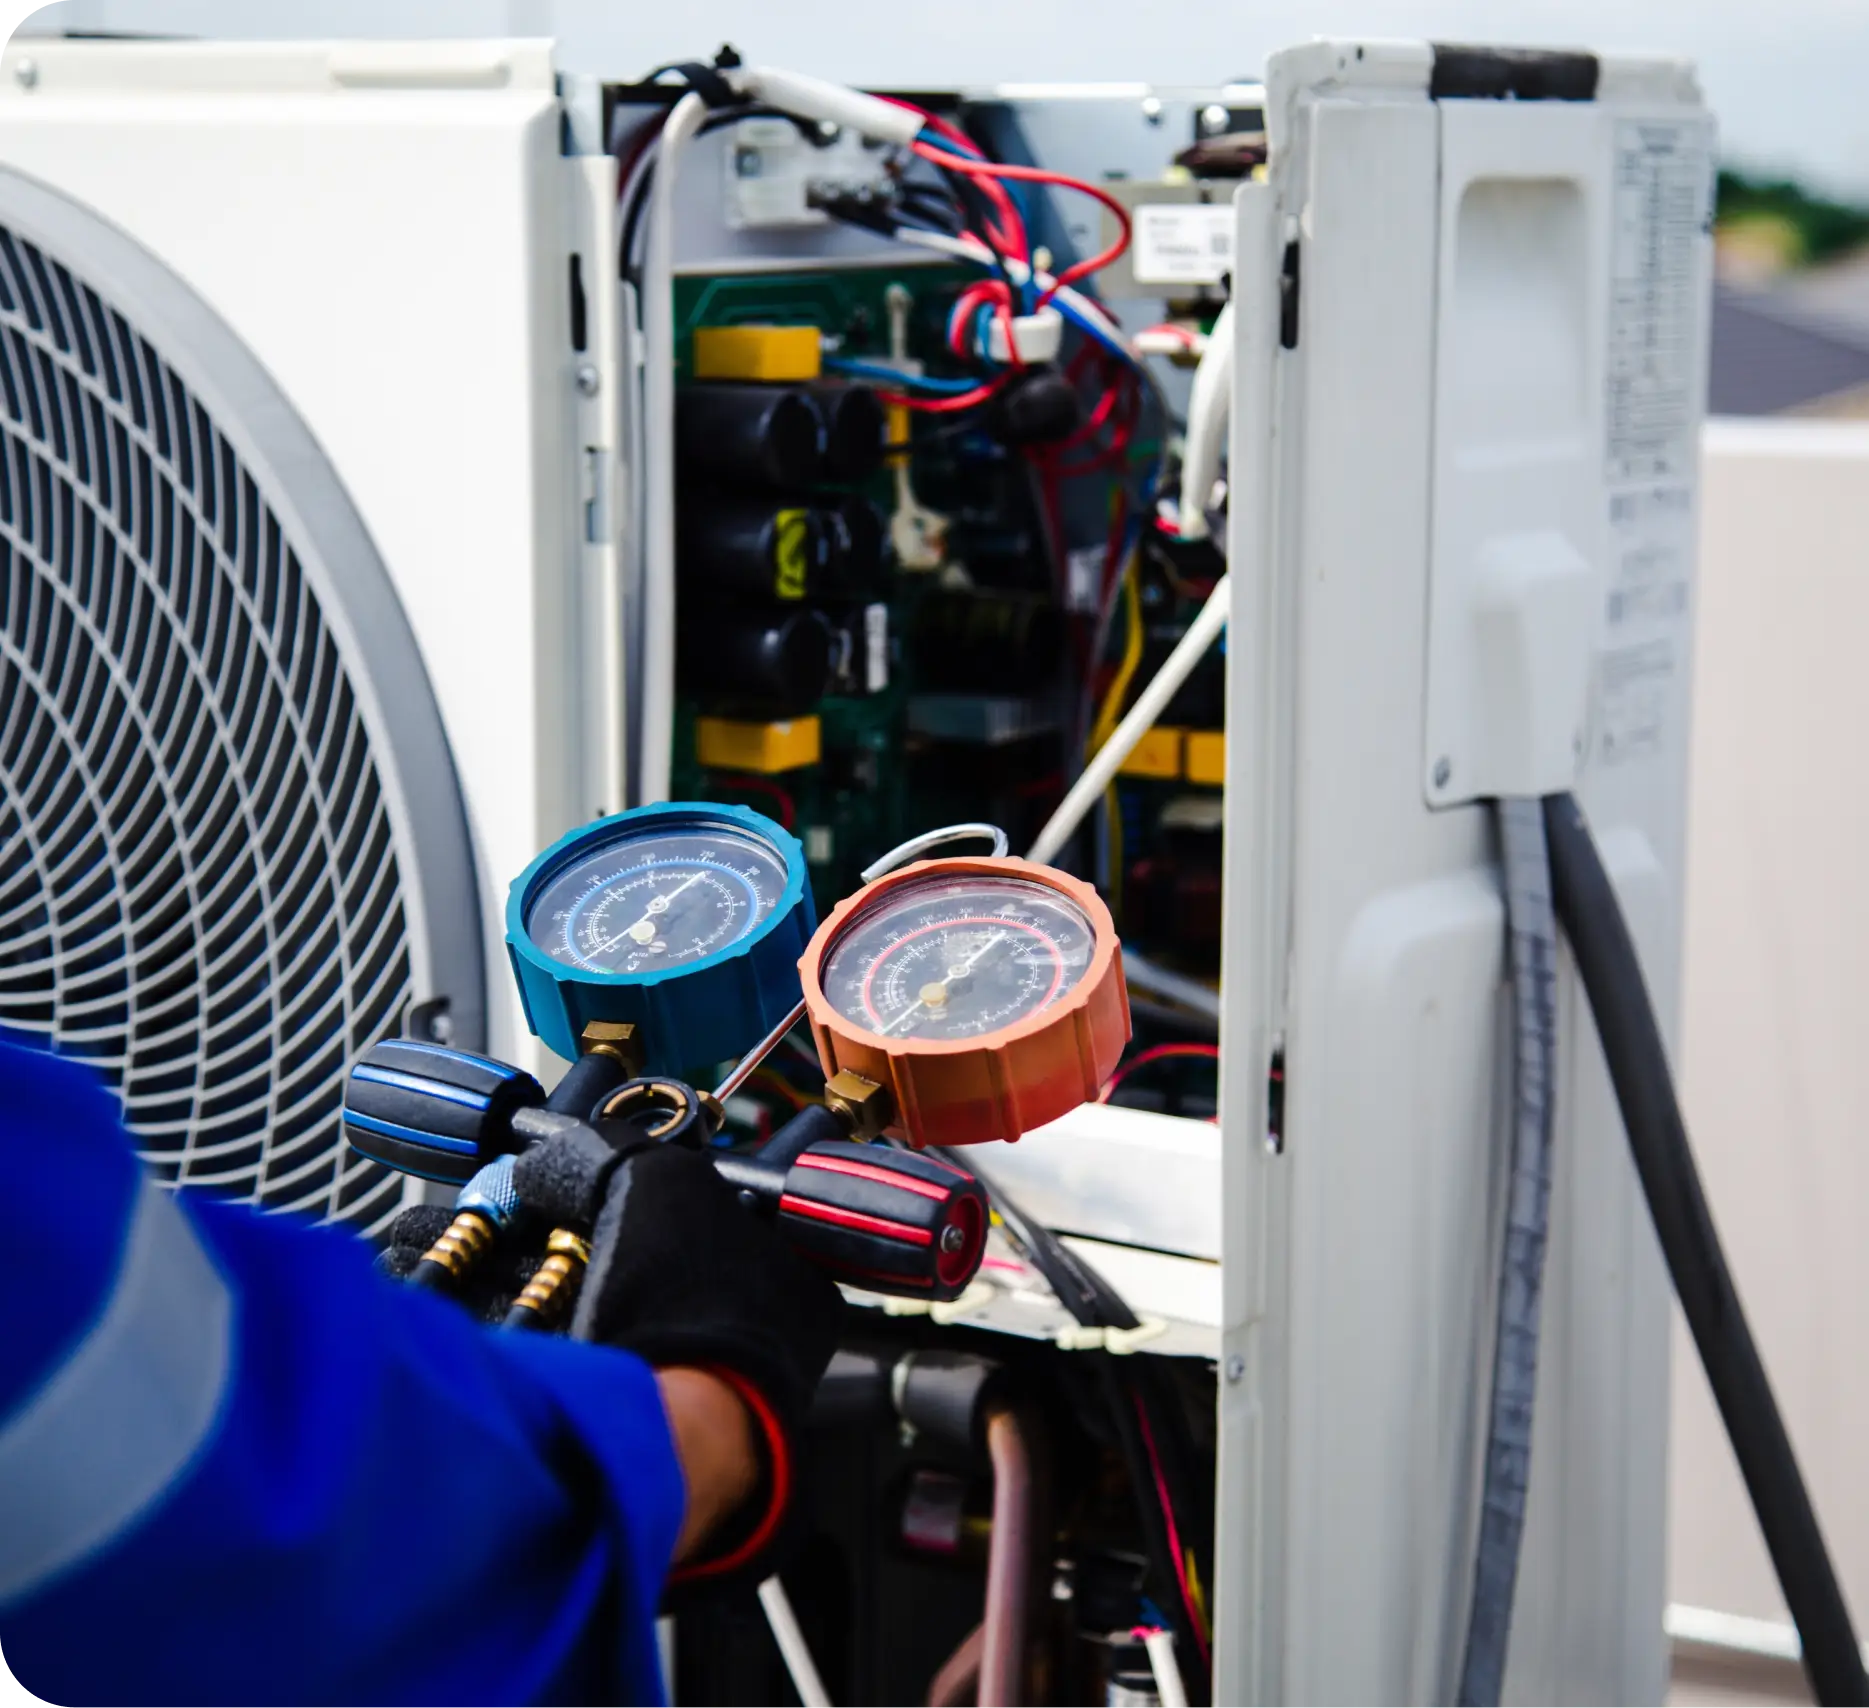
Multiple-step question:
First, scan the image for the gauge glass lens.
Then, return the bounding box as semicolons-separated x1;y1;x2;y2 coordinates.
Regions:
820;874;1096;1041
526;822;788;976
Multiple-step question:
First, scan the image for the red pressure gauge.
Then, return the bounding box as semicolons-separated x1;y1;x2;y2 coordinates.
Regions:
799;857;1130;1147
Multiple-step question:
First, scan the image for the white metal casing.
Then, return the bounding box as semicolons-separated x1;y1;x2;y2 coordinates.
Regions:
0;36;622;1072
1216;40;1711;1704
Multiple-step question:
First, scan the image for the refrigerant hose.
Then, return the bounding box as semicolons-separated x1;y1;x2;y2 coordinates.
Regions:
1458;797;1559;1704
1543;792;1867;1706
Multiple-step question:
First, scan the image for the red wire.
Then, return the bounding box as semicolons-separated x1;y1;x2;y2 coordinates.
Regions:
882;97;1028;260
948;279;1012;359
881;374;1010;414
910;140;1131;302
1134;1390;1212;1670
997;298;1025;370
715;773;797;830
1099;1041;1221;1102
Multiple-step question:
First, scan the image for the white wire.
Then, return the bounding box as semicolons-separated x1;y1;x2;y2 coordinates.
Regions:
1143;1627;1189;1708
758;1576;832;1706
637;89;708;805
889;226;1131;355
1025;575;1231;867
1120;947;1222;1022
1177;299;1233;542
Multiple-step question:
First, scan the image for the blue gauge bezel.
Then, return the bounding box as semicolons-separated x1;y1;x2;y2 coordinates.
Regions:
503;801;814;1066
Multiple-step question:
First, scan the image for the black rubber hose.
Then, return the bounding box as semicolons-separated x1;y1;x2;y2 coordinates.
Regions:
1543;792;1867;1706
1458;797;1559;1705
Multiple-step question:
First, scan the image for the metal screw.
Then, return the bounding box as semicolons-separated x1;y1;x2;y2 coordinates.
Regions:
939;1223;966;1254
1141;95;1163;125
13;59;37;90
816;120;840;143
1224;1353;1246;1383
1200;103;1230;136
575;362;600;397
1432;756;1452;789
428;1010;455;1044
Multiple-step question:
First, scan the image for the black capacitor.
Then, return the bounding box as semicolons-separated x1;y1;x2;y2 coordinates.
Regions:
990;364;1082;446
677;383;825;489
813;383;886;482
909;590;1066;692
680;494;832;602
824;495;886;591
680;607;834;716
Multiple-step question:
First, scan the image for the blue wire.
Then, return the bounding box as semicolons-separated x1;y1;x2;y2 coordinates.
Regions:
822;356;981;394
1053;292;1135;367
917;123;982;158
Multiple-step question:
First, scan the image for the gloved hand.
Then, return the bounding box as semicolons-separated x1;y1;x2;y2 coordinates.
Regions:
563;1124;844;1587
376;1206;541;1324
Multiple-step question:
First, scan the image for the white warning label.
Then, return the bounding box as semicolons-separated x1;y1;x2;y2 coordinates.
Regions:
1131;204;1234;287
1594;118;1710;767
1607;120;1709;484
1598;485;1693;765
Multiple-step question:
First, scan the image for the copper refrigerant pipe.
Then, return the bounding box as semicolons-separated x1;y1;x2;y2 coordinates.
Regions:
924;1623;983;1708
979;1406;1034;1707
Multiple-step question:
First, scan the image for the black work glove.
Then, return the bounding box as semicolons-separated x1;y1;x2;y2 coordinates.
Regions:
376;1206;542;1324
568;1129;845;1588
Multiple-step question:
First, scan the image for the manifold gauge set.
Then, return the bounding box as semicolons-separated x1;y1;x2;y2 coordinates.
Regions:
341;801;1130;1318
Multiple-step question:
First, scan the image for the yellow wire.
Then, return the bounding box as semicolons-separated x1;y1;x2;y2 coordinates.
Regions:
1090;561;1145;755
1090;561;1144;915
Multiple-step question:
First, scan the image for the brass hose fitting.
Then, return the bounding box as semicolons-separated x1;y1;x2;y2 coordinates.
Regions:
502;1228;593;1330
410;1209;498;1291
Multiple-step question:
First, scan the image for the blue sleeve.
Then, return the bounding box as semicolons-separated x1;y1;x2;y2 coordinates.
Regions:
0;1036;686;1707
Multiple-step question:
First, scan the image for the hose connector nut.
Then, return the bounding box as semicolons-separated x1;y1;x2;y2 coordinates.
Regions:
824;1069;892;1140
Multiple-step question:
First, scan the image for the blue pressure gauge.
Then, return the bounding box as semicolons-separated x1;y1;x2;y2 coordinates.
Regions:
505;802;815;1069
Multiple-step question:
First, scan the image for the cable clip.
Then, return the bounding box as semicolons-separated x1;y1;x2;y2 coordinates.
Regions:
878;1279;994;1324
1053;1316;1169;1355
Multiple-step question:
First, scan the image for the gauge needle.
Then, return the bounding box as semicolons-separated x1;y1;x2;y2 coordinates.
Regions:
590;871;705;956
877;930;1008;1035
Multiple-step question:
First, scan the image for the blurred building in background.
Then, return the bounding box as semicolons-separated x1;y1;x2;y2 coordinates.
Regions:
1712;172;1869;416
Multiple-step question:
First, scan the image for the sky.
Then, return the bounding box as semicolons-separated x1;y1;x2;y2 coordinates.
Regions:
17;0;1869;199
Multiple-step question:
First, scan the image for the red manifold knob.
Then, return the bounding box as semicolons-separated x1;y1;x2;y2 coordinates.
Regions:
776;1141;987;1301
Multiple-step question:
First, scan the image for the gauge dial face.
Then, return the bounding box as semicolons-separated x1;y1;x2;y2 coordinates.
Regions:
819;874;1097;1042
526;822;789;977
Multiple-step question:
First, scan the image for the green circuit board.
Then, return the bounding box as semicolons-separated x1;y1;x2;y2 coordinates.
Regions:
670;261;972;908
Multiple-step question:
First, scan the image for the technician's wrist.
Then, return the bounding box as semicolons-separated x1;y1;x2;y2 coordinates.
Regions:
656;1367;758;1562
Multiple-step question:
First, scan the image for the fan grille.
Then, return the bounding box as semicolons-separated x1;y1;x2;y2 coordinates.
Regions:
0;219;413;1230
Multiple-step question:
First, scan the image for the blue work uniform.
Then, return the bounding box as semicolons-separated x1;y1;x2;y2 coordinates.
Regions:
0;1035;686;1705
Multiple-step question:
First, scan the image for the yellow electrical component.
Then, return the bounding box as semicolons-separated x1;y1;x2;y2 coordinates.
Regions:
696;715;822;774
1184;730;1226;786
1118;726;1185;780
691;324;821;383
884;400;911;460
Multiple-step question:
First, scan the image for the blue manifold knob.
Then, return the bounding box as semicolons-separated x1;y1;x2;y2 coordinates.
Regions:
342;1040;546;1185
504;802;815;1071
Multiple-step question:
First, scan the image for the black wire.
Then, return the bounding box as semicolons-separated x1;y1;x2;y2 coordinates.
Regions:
617;104;802;285
1543;792;1868;1707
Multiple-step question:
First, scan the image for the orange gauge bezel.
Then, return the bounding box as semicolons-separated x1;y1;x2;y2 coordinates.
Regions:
798;856;1131;1147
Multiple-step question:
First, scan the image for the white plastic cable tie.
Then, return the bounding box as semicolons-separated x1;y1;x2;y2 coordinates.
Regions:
1052;1316;1169;1354
928;1280;995;1325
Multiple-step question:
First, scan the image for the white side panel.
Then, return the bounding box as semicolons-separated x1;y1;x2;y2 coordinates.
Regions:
0;38;581;1063
1424;104;1606;807
1224;43;1709;1704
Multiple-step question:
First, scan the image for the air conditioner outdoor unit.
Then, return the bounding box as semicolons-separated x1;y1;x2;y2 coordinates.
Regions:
0;32;1717;1705
0;38;621;1229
